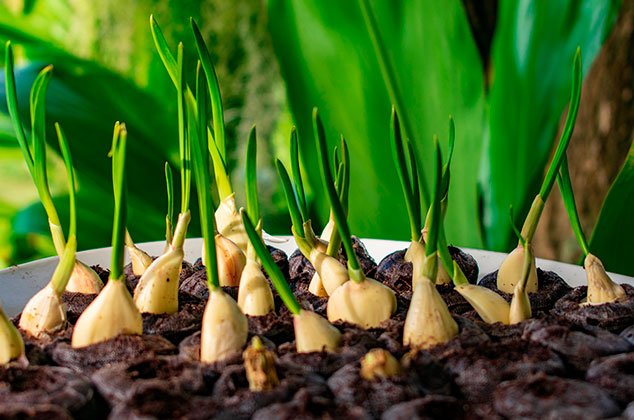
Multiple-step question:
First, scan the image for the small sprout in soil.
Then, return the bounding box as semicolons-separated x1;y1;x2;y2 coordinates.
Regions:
558;156;625;304
125;230;153;276
4;41;103;295
242;209;341;353
509;241;534;324
237;126;275;316
190;70;247;363
243;336;279;391
497;48;582;293
72;123;143;348
0;299;25;364
360;348;402;380
134;42;191;315
313;109;397;328
404;139;458;348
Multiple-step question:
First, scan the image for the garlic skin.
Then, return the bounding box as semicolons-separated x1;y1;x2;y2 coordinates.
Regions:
309;249;348;295
215;194;249;253
293;309;341;353
585;253;626;305
308;272;329;297
200;288;248;363
128;245;153;276
212;234;246;287
403;277;458;348
327;278;397;328
1;302;25;363
19;284;67;337
65;261;104;294
509;282;531;324
238;260;275;316
133;246;184;314
320;215;335;243
455;284;510;324
72;280;142;348
497;245;538;294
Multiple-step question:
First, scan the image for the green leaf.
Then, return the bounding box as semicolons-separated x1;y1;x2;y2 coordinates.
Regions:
479;0;620;251
589;139;634;276
269;0;486;246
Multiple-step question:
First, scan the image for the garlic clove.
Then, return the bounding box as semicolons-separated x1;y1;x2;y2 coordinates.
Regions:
403;276;458;348
238;260;275;316
212;234;246;287
497;245;538;294
128;244;153;277
200;288;248;363
327;277;397;328
215;194;249;253
509;282;532;324
0;301;25;363
454;284;510;324
133;246;184;314
585;253;626;305
65;261;104;294
19;284;67;337
404;240;425;263
319;214;335;243
243;336;279;391
309;249;348;295
293;309;341;353
360;348;401;380
308;272;329;297
72;280;142;348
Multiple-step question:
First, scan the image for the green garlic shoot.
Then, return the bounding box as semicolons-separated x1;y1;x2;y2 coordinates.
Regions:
558;156;625;304
313;109;396;328
404;138;458;348
242;209;341;352
4;41;102;295
134;42;191;315
164;162;174;252
72;123;142;348
497;48;582;293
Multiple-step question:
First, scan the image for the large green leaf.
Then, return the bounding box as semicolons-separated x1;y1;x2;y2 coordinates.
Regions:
480;0;620;251
269;0;486;246
589;139;634;276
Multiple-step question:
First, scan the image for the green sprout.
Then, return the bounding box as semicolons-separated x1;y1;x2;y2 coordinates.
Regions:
165;162;174;248
109;122;128;282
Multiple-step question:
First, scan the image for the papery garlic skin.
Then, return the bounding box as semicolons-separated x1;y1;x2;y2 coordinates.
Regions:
0;302;25;363
309;249;348;296
200;288;248;363
455;284;510;324
211;234;246;287
497;245;538;294
133;246;183;314
65;261;104;294
327;278;396;328
128;245;153;276
19;285;67;337
294;309;341;353
215;194;249;253
72;280;142;348
238;260;275;316
308;272;329;297
585;253;626;305
403;277;458;348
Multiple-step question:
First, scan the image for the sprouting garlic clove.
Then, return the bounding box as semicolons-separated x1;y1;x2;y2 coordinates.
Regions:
65;261;104;294
327;277;397;328
454;284;510;325
215;194;249;253
308;272;329;297
243;336;279;391
404;240;425;263
19;284;67;337
412;252;451;291
133;246;184;314
309;249;348;295
0;301;25;363
293;309;341;353
72;280;142;348
509;282;532;324
319;214;335;243
127;245;153;276
213;234;247;287
403;276;458;349
237;260;275;316
497;245;538;294
200;288;248;363
360;348;401;380
584;253;626;305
